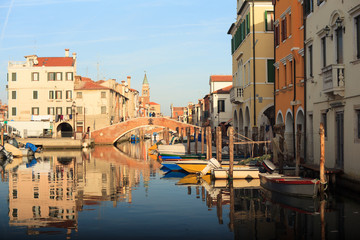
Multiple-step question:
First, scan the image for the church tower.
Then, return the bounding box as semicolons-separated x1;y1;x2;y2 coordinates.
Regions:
140;73;150;117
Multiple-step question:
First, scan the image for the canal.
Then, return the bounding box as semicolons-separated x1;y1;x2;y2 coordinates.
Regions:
0;140;360;239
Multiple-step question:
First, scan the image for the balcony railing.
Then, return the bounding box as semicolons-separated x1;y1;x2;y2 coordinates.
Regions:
322;64;345;97
230;87;244;104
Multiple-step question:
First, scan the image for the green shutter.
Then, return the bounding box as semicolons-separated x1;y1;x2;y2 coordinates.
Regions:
231;37;234;54
267;59;275;83
265;10;268;31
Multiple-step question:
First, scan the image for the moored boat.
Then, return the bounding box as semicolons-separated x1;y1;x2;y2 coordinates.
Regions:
212;166;260;179
259;173;320;198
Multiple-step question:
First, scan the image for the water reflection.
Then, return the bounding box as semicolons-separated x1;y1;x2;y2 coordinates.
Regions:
0;141;359;239
3;142;160;239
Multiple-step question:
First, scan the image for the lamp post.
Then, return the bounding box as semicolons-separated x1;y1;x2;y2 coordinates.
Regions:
72;101;76;138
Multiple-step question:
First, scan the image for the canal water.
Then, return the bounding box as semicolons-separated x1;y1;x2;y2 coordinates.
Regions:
0;140;360;240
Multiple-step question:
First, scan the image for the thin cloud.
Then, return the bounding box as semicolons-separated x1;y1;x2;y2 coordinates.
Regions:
0;0;100;8
0;0;14;45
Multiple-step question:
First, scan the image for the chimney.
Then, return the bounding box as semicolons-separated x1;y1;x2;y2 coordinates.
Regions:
72;52;77;59
65;49;69;57
127;76;131;88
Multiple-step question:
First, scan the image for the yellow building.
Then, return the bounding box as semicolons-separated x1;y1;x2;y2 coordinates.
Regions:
228;0;274;140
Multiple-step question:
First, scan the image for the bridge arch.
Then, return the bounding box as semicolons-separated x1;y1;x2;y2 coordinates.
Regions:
91;117;200;145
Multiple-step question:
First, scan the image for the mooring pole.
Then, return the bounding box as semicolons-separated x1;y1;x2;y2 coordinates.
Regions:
206;127;210;159
187;127;191;154
208;126;212;159
320;123;326;194
201;127;205;154
228;126;234;179
216;127;222;163
194;128;198;154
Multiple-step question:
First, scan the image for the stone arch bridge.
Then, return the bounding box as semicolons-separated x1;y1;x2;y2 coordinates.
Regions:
91;117;200;145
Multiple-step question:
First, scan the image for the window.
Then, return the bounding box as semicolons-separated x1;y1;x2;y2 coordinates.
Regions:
290;60;293;84
284;64;287;86
321;37;327;67
66;107;72;115
66;72;73;81
101;106;106;114
321;112;327;137
55;90;62;100
12;107;16;116
32;107;39;115
356;110;360;140
265;11;274;31
11;91;16;100
48;72;55;81
317;0;325;6
218;100;225;113
276;68;280;90
32;72;39;81
66;90;72;100
48;107;54;115
356;15;360;59
76;92;82;99
56;72;62;81
33;91;38;99
267;59;275;83
281;17;287;41
289;14;292;36
275;25;280;46
309;45;313;77
56;107;62;115
101;91;106;98
12;72;16;81
49;91;54;100
336;27;343;64
305;0;313;16
76;107;83;114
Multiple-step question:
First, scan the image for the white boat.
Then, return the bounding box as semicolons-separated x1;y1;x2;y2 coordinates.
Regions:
212;166;260;179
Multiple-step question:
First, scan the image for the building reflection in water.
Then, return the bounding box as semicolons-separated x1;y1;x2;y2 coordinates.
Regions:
180;176;352;240
5;140;159;238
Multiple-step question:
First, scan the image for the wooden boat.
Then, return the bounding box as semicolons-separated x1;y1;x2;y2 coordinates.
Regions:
212;166;260;179
176;174;211;186
161;161;184;171
259;173;320;198
175;158;261;174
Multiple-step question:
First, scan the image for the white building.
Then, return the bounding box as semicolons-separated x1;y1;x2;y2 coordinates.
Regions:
208;75;233;129
305;1;360;182
7;49;77;137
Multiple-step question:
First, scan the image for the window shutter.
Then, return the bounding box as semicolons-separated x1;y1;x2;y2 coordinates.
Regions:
265;10;268;31
246;14;250;34
267;59;275;83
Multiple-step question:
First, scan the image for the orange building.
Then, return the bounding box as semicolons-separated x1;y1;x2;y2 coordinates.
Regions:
274;0;305;159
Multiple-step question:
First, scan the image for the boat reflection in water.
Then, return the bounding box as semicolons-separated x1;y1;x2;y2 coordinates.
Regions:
175;173;355;240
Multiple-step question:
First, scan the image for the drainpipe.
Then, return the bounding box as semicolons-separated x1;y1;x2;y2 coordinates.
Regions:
292;58;296;160
273;1;276;131
252;0;256;127
303;2;307;163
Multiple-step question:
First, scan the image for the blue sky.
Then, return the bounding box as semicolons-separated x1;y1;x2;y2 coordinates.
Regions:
0;0;235;116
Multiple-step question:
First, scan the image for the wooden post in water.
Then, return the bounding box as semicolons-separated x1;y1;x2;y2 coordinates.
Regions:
320;123;326;193
1;127;3;146
206;127;210;159
252;127;258;157
216;127;222;162
320;199;326;240
208;126;212;158
187;127;191;154
194;128;198;154
201;127;205;154
181;128;184;143
296;124;302;176
164;127;169;145
216;192;223;224
228;126;234;179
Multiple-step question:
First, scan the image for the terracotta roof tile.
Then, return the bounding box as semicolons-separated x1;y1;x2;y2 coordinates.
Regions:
34;57;74;67
210;75;232;82
213;85;232;94
149;102;159;105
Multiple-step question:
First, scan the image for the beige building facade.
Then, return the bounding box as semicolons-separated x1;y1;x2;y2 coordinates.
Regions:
7;49;77;137
305;1;360;181
228;0;275;139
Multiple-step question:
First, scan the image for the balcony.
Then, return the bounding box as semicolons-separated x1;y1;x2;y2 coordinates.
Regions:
230;87;244;104
322;64;345;97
